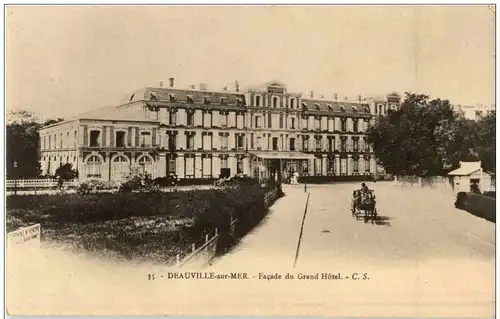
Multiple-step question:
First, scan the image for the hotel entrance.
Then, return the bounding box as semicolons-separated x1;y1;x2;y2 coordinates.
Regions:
249;151;315;183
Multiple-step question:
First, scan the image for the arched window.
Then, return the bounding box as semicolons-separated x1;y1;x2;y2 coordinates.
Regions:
314;103;320;111
138;156;153;175
87;155;102;179
111;155;130;181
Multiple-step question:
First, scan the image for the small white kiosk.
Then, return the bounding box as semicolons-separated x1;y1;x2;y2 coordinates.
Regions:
448;161;492;193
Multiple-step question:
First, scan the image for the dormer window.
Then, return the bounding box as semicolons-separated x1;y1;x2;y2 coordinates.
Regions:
236;98;244;106
352;106;358;113
364;107;370;113
150;92;158;101
220;97;228;105
340;105;346;112
301;102;308;110
327;104;333;111
187;95;194;104
314;103;320;111
204;96;211;105
169;93;176;102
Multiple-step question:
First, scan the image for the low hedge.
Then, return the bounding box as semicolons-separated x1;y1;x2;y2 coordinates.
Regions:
455;191;496;223
298;175;384;184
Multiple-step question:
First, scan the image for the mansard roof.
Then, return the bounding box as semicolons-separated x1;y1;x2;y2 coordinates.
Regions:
143;87;247;107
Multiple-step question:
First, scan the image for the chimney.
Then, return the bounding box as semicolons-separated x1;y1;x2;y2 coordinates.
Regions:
358;94;362;102
310;90;314;98
223;86;228;91
199;83;207;91
160;80;164;88
235;81;240;92
334;93;338;101
168;77;174;88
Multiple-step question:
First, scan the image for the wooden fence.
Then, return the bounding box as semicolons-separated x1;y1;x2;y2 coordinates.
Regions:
176;185;281;268
6;179;78;189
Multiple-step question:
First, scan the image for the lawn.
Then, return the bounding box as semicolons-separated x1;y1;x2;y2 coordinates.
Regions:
6;183;278;264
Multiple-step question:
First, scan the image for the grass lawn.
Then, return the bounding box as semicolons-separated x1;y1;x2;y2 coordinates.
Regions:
6;184;274;264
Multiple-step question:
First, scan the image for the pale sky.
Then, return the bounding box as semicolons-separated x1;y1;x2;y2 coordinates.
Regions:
6;5;496;120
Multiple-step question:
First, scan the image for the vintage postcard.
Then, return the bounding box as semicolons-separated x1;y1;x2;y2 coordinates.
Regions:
4;4;496;318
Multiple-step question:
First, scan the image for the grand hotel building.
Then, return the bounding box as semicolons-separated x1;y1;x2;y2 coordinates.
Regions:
38;80;401;182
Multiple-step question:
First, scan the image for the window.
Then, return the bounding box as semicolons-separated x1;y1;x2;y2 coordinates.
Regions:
329;138;335;152
169;111;177;125
255;116;261;128
220;97;227;105
340;158;347;175
251;133;254;149
364;137;370;152
279;114;284;128
168;134;177;150
138;156;153;175
327;158;335;175
315;138;321;150
302;137;308;151
341;139;347;152
221;114;228;126
236;135;244;150
43;136;46;149
168;157;176;175
203;112;211;127
111;156;129;181
353;119;359;132
365;158;371;172
291;118;296;129
187;112;194;126
315;118;321;130
272;137;279;150
221;136;228;150
74;131;77;147
315;104;320;111
186;134;194;150
353;139;359;152
49;136;52;149
273;97;278;108
353;159;359;173
302;117;308;129
314;158;321;175
290;138;296;151
204;97;210;105
237;158;243;174
268;113;272;128
256;136;262;150
202;157;211;177
54;134;57;148
66;132;69;148
90;130;100;147
169;94;176;102
187;95;194;104
140;132;151;147
87;155;102;179
290;98;295;109
256;96;261;107
341;119;347;131
116;131;126;147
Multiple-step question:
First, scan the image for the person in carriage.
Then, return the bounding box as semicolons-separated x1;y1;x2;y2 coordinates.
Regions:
351;183;377;221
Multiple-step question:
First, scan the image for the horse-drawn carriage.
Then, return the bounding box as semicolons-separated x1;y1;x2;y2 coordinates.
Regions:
351;189;377;223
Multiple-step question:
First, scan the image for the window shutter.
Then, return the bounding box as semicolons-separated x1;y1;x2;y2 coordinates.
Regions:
135;129;140;146
83;125;88;146
152;128;157;146
127;127;132;146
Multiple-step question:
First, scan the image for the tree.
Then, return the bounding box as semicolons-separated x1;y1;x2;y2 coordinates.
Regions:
54;163;78;180
475;112;495;173
367;93;476;177
6;110;64;179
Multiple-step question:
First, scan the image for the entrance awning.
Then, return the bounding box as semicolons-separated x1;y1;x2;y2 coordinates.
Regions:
251;151;316;160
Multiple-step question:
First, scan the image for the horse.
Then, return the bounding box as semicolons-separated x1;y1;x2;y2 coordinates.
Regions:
352;189;377;223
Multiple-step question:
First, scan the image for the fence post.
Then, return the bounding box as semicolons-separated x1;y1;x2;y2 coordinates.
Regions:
205;234;209;244
192;243;196;253
215;228;218;236
176;254;180;264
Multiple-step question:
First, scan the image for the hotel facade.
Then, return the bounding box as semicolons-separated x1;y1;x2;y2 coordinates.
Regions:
38;80;401;182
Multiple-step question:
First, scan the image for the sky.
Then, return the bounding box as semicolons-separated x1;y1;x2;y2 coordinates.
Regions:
6;5;496;120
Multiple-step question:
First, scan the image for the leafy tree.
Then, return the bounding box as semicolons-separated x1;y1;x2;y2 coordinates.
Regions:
475;112;496;173
367;93;478;177
6;110;64;179
54;163;78;180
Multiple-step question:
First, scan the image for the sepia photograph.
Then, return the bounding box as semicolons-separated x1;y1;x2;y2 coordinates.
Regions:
4;4;496;317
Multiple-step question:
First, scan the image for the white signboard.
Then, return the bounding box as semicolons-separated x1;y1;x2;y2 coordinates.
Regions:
7;224;41;246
